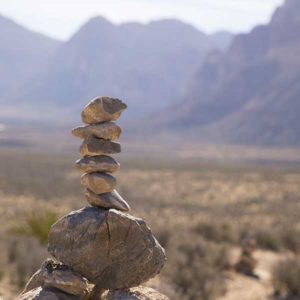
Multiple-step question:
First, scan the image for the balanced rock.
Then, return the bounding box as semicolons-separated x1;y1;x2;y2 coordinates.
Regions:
72;122;121;141
22;259;90;298
85;189;130;211
76;156;120;173
19;287;82;300
48;207;166;289
102;286;169;300
80;136;121;157
81;173;116;194
82;97;127;124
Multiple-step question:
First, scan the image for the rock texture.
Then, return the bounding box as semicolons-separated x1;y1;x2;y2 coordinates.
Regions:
48;207;166;289
80;136;121;157
85;189;130;211
102;286;169;300
19;287;81;300
80;173;116;194
81;97;127;124
76;156;120;173
22;259;90;299
72;123;121;141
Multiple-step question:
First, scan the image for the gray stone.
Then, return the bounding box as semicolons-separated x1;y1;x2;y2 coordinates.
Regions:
48;207;166;289
76;156;120;174
101;286;169;300
19;287;81;300
81;173;116;194
85;189;130;212
82;97;127;124
72;122;121;141
22;259;90;298
80;136;121;157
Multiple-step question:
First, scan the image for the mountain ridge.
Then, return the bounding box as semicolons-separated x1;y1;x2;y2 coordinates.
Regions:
0;14;61;102
0;14;232;123
157;0;300;146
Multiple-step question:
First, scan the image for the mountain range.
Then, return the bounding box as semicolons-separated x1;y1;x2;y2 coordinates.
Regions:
0;15;60;97
160;0;300;146
0;15;232;123
1;0;300;147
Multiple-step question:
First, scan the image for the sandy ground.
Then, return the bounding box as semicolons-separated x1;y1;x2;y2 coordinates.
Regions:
219;249;285;300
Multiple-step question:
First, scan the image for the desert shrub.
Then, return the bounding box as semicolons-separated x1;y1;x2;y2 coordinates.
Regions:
10;210;58;245
7;237;47;287
255;229;282;252
0;241;6;281
154;228;171;249
254;226;300;253
194;221;239;245
272;256;300;298
166;233;229;300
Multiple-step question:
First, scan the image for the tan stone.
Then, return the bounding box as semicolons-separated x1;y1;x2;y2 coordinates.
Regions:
76;155;120;173
81;173;116;194
85;189;130;211
72;122;121;141
80;136;121;157
22;259;90;298
81;97;127;124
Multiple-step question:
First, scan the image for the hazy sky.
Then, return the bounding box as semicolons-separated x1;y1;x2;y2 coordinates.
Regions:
0;0;284;40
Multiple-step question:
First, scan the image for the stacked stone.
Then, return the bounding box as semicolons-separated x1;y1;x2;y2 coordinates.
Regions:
20;97;168;300
72;97;130;212
235;236;258;277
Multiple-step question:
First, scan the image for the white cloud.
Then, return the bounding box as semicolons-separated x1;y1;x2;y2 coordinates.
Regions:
0;0;284;40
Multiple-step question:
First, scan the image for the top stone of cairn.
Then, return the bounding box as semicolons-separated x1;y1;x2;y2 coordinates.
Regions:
81;96;127;124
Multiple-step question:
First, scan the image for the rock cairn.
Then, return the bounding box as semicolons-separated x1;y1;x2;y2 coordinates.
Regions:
235;236;258;278
20;97;168;300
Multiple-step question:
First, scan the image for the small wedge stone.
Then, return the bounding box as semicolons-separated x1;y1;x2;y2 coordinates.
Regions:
76;156;120;173
81;173;116;194
81;97;127;124
22;259;90;298
72;122;121;141
80;136;121;157
85;189;130;211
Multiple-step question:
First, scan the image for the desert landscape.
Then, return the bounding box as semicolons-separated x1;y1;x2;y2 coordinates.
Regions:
1;0;300;299
0;147;299;299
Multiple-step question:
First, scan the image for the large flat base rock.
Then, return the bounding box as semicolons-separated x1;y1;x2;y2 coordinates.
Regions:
102;286;169;300
48;207;166;289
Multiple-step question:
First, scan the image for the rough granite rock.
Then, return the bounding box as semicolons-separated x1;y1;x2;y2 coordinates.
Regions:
101;286;169;300
22;259;90;298
82;97;127;124
85;189;130;211
81;173;116;194
48;207;166;289
76;156;120;174
80;136;121;157
72;123;121;141
19;287;81;300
